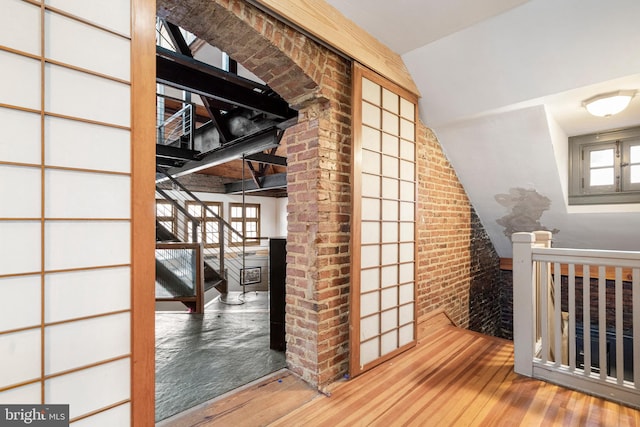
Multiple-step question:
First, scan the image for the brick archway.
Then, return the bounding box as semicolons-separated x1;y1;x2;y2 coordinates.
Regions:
158;0;352;387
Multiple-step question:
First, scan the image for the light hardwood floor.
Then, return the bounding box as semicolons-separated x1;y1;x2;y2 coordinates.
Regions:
164;312;640;426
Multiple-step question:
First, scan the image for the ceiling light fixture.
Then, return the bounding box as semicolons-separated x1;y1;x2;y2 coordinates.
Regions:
582;90;636;117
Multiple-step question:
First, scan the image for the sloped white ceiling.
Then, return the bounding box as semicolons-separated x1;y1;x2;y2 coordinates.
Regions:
328;0;640;257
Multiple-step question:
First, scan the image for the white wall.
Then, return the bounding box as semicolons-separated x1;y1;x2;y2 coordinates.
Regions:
0;1;134;424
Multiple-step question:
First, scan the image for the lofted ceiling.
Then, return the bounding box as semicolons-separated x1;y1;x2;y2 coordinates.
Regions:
326;0;640;256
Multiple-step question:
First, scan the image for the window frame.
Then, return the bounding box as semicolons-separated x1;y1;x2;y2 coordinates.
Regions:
155;199;177;236
569;126;640;205
185;201;223;248
229;202;261;246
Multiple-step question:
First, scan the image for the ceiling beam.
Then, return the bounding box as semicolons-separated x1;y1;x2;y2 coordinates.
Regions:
157;127;282;182
225;173;287;194
244;152;287;166
157;49;296;119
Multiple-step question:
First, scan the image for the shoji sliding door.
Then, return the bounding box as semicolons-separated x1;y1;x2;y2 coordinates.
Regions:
350;63;418;376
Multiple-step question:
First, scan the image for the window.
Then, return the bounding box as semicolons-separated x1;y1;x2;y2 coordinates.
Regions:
156;200;176;235
186;201;222;247
569;126;640;204
230;203;260;245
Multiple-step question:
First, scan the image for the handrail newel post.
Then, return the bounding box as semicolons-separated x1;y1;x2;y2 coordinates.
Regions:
512;232;536;376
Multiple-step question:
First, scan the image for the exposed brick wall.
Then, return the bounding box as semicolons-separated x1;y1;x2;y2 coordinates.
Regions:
416;126;500;330
159;0;501;389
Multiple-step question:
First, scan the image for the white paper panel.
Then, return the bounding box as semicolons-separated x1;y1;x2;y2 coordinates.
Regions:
381;222;398;243
45;313;130;375
0;330;40;389
45;170;130;218
382;89;399;114
382;200;398;221
361;198;380;221
361;174;380;198
399;324;414;346
0;165;40;217
400;119;414;140
360;338;379;366
0;107;41;164
381;330;397;355
399;263;414;284
400;140;415;161
0;221;40;275
381;287;398;310
0;275;40;332
72;403;130;427
45;64;130;127
400;202;415;221
361;245;380;269
381;265;398;288
362;103;380;128
362;126;380;152
45;267;130;323
382;155;398;178
382;133;398;157
361;150;380;175
0;51;40;110
45;221;130;270
46;11;130;81
382;177;398;199
400;223;414;242
382;111;398;135
0;0;40;54
399;243;414;263
360;314;379;341
381;244;398;266
381;308;398;333
399;283;413;304
400;303;414;324
400;181;415;201
45;0;131;36
45;358;130;419
361;78;380;104
45;116;131;172
360;268;379;293
361;291;379;317
361;222;380;245
400;98;414;120
400;160;415;181
0;382;40;404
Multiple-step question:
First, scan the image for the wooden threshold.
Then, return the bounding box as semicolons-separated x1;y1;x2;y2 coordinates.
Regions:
165;322;640;426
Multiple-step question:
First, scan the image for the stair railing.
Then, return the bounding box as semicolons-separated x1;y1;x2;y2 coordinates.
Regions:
156;167;248;293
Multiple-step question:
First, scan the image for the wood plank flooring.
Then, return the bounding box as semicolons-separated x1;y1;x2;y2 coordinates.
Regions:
165;313;640;426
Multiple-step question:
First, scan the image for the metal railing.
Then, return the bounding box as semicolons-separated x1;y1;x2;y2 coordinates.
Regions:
156;168;259;296
156;93;195;150
155;242;204;313
512;231;640;409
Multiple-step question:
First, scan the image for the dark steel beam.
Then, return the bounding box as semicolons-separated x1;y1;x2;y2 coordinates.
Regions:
225;173;287;194
157;128;282;182
162;20;193;57
244;152;287;166
157;51;295;119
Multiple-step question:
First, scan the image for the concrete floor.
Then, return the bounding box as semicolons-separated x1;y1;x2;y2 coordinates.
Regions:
155;291;286;422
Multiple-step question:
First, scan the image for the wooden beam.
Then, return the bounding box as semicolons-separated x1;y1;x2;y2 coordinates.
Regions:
131;0;156;424
251;0;420;97
500;257;634;281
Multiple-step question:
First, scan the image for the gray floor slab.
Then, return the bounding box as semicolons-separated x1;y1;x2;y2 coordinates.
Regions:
155;291;285;422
